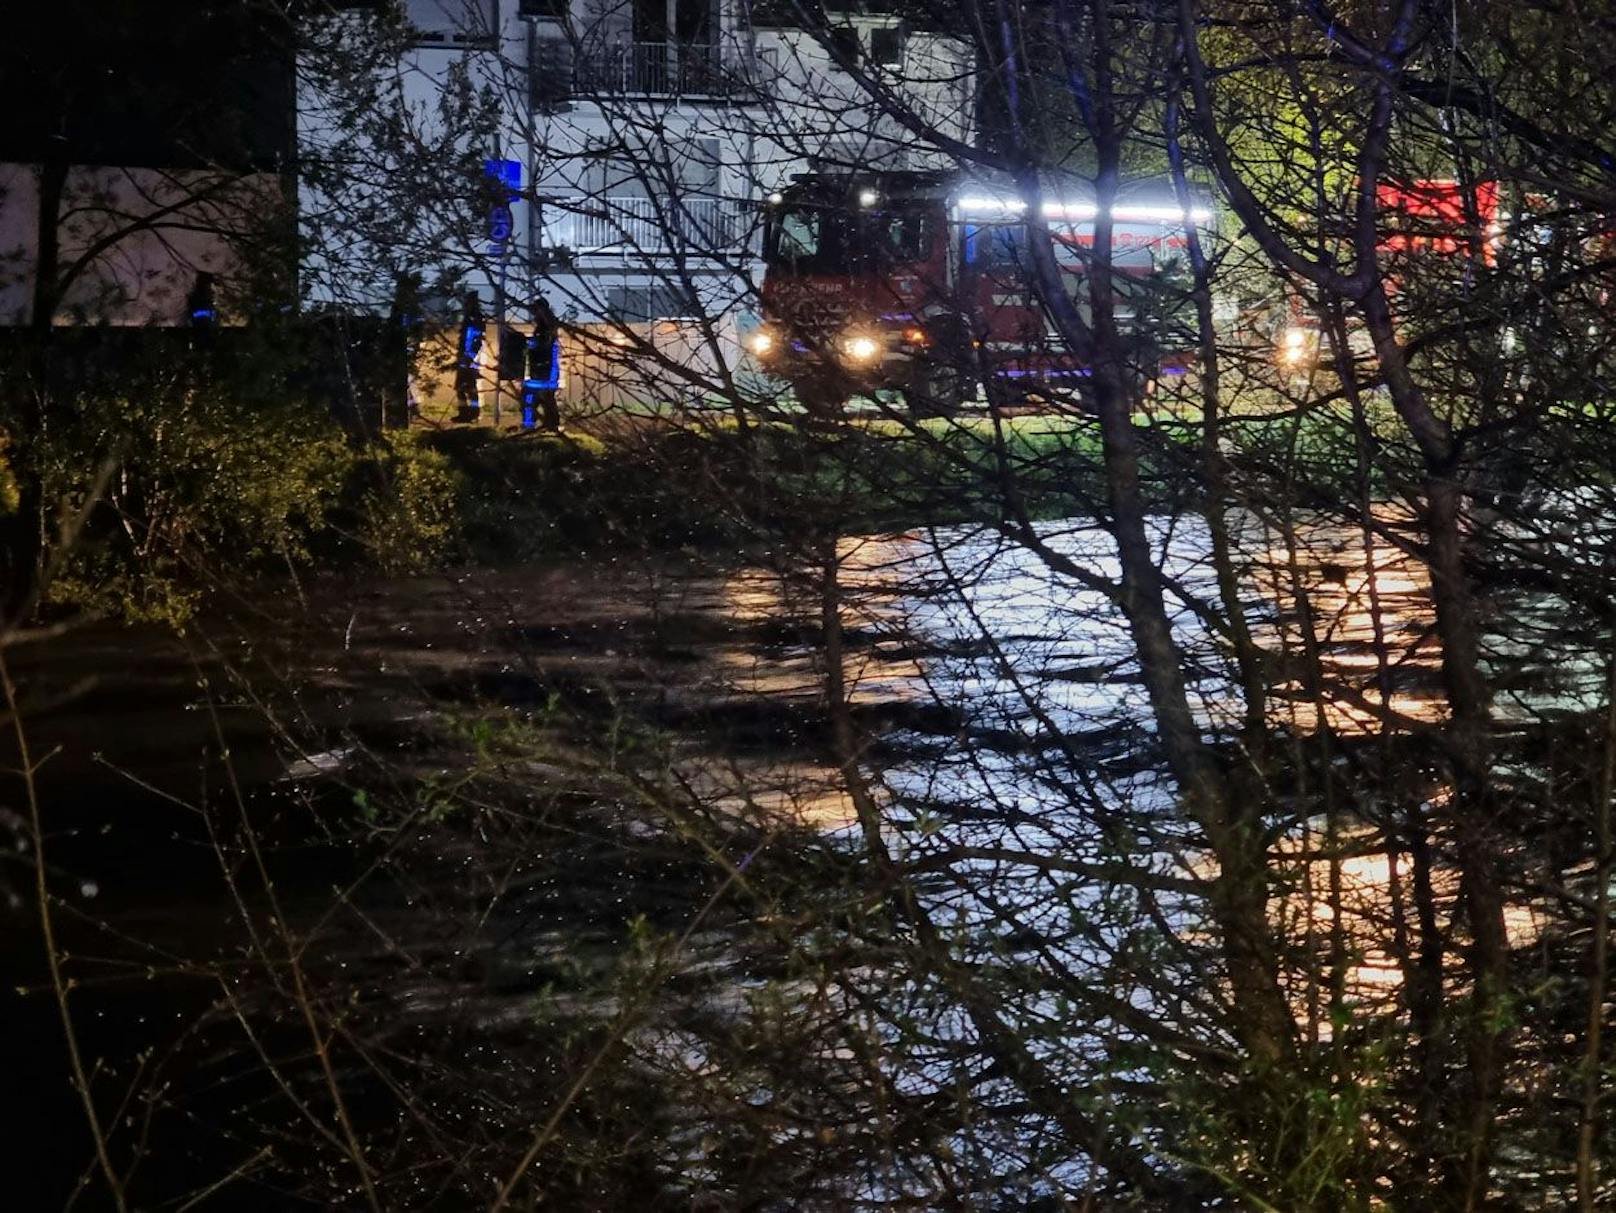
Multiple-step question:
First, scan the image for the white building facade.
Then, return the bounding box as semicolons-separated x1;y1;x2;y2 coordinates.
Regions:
301;0;975;414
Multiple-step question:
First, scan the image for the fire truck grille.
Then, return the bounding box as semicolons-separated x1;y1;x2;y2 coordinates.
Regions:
788;298;847;342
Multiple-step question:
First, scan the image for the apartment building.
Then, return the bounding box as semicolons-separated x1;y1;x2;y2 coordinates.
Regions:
307;0;974;414
528;1;974;329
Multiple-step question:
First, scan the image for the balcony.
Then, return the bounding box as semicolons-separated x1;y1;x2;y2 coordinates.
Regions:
541;195;748;257
531;36;751;105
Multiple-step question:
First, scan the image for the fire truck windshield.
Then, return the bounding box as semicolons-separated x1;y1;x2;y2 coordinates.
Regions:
766;203;933;272
767;207;849;270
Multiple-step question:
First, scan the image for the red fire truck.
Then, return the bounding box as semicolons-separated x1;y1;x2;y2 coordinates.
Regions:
750;170;1213;415
1277;178;1505;369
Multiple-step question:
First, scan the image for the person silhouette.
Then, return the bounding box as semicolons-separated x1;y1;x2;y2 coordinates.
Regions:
453;292;486;423
186;271;217;328
522;296;562;432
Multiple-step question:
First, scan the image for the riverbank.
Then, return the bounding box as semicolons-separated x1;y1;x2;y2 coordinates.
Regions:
0;550;935;1207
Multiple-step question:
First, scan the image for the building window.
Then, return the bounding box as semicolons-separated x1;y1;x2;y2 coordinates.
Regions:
633;0;716;45
867;24;904;68
678;137;723;199
826;25;859;64
405;0;497;45
518;0;568;16
607;283;697;322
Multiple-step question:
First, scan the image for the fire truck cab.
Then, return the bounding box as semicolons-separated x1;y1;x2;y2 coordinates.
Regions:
751;170;1211;416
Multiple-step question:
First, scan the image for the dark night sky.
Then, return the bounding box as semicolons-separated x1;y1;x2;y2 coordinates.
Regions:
0;1;295;170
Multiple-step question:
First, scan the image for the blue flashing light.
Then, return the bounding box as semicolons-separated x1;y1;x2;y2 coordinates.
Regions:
484;158;522;196
484;160;523;255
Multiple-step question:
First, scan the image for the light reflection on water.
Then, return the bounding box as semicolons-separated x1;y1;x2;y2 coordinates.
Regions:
714;509;1609;751
1268;822;1548;1029
704;511;1590;1032
1243;517;1448;733
717;514;1462;743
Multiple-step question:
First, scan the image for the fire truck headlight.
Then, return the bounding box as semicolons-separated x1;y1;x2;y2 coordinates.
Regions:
1281;327;1312;365
840;333;883;365
746;328;777;357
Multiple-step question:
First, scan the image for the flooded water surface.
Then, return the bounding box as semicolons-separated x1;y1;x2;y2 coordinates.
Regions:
2;505;1603;1207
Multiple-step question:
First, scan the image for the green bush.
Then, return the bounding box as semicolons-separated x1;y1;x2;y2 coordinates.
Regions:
351;432;462;574
37;380;358;624
426;427;749;564
0;428;18;517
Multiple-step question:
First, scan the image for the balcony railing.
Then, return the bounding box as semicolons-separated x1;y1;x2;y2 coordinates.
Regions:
531;36;750;104
581;39;741;97
542;195;744;255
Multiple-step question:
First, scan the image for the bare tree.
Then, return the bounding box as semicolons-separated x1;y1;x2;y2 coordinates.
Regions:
11;1;1616;1209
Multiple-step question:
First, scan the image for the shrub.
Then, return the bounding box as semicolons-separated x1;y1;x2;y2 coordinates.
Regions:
351;432;462;574
0;428;18;517
35;377;357;625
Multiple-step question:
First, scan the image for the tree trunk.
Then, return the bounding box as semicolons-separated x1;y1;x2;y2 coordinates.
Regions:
1359;283;1509;1210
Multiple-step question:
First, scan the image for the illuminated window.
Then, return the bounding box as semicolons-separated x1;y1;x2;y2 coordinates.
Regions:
776;210;822;258
879;211;929;262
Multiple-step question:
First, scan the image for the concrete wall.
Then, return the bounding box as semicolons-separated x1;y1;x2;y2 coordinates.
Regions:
296;5;531;315
750;19;975;183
